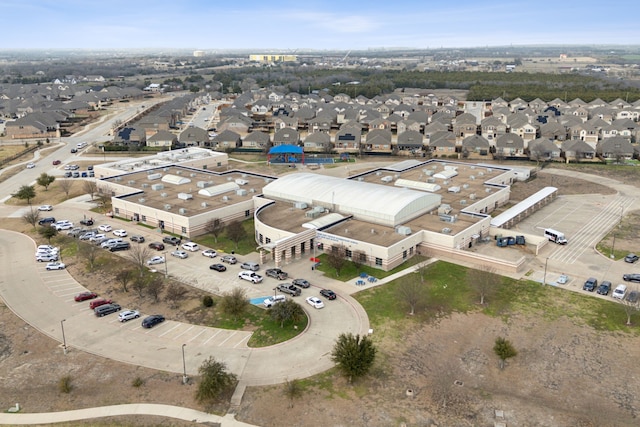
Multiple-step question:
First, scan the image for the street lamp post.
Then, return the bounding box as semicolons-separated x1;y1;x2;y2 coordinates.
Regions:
163;252;168;278
61;319;67;354
181;344;188;384
543;257;549;286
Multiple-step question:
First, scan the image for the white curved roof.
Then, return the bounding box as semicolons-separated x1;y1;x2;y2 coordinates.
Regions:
198;182;239;197
394;178;441;193
264;173;441;227
302;213;345;229
162;174;191;185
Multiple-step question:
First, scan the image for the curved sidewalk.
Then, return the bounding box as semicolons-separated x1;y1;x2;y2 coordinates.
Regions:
0;403;257;426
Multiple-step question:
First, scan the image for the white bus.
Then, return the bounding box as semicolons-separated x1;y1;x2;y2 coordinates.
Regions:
544;228;567;245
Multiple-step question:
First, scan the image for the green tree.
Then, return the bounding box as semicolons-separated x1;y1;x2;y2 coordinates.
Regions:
219;287;249;320
493;337;518;369
39;225;58;243
331;333;377;384
270;299;305;328
13;185;36;205
195;357;237;404
36;172;56;191
225;221;247;250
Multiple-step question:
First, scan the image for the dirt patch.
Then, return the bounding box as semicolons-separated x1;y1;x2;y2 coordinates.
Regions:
508;169;616;202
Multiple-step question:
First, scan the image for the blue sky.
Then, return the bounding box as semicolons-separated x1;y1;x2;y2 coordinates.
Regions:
1;0;638;50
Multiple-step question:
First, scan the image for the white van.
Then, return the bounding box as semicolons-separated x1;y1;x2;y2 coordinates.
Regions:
544;228;567;245
613;284;627;300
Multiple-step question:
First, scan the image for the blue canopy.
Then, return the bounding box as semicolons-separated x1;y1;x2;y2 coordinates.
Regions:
268;145;303;155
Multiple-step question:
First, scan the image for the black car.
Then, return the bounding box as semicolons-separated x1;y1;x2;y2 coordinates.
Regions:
142;314;165;328
209;263;227;272
583;277;598;292
130;235;145;243
162;236;181;246
320;289;337;300
148;242;165;251
109;242;131;252
627;290;639;303
70;148;77;153
624;253;639;263
596;281;611;295
80;218;94;226
38;217;56;225
94;303;122;317
292;278;311;288
623;274;640;283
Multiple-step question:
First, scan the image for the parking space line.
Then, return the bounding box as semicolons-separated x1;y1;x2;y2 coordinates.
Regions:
187;328;207;343
158;323;181;337
218;331;237;346
173;325;195;339
233;334;251;348
203;329;222;345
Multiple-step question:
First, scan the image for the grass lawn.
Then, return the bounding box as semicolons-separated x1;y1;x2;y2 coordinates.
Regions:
314;254;426;282
194;219;257;255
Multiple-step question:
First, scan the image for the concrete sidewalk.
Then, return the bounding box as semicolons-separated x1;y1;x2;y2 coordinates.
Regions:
0;403;259;426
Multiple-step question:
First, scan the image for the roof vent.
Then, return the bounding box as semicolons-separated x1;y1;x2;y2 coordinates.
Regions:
441;227;452;234
178;208;187;214
469;193;476;200
201;202;208;207
164;204;172;210
138;198;146;203
141;183;149;188
160;192;167;197
469;175;475;180
222;196;229;202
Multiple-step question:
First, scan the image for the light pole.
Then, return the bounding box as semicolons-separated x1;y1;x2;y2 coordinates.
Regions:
163;252;168;278
181;344;188;384
61;319;67;354
543;257;548;286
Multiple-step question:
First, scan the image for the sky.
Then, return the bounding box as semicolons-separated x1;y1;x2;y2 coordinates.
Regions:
1;0;638;51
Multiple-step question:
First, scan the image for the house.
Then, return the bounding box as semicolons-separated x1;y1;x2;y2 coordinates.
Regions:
561;140;596;162
507;113;538;142
146;130;176;148
428;132;456;157
397;119;421;134
480;116;507;143
495;133;526;158
334;126;361;152
217;115;251;134
243;131;271;150
273;128;299;146
396;130;423;152
303;131;332;153
212;130;242;150
596;136;635;161
363;129;392;154
179;126;209;147
452;113;478;143
113;126;146;146
528;138;561;161
461;135;491;159
4;112;60;139
307;113;334;133
539;121;568;142
424;121;450;144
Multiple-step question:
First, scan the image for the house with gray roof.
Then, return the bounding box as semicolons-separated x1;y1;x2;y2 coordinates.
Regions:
243;131;271;150
396;130;423;152
428;132;456;157
363;129;392;154
561;140;596;162
303;131;332;153
461;135;491;159
528;138;561;161
179;126;209;147
597;136;635;160
212;130;242;150
495;133;526;158
146;130;176;148
273;128;299;146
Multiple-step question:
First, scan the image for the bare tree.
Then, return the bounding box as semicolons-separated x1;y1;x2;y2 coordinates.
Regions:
82;180;98;200
204;218;224;243
146;276;164;302
127;245;152;276
327;244;347;277
132;275;147;298
620;294;640;326
396;277;428;315
352;249;367;272
225;220;247;250
165;284;188;308
23;208;40;229
58;179;74;198
466;266;498;305
430;360;467;414
115;269;135;293
79;242;100;272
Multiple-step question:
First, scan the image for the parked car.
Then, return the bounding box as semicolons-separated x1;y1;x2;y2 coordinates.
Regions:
221;255;237;264
147;256;165;265
89;233;107;242
202;249;217;258
623;274;640;283
113;229;127;237
238;271;263;283
209;263;227;272
263;295;286;308
64;171;72;178
37;245;59;254
53;221;74;231
98;224;112;232
292;278;311;288
276;283;301;296
171;250;188;259
320;289;337;300
142;314;165;328
94;303;122;317
46;262;66;271
306;296;325;309
266;268;288;280
72;171;80;178
118;310;140;322
109;242;131;252
74;291;98;302
38;217;56;225
36;253;58;262
52;160;61;165
148;242;165;251
181;242;199;252
26;162;35;169
70;148;77;153
79;231;97;240
240;262;259;271
79;218;94;226
162;236;181;246
626;290;639;303
557;274;569;285
89;298;112;309
130;235;145;243
38;205;53;211
624;253;639;263
597;281;611;295
583;277;598;292
613;284;628;300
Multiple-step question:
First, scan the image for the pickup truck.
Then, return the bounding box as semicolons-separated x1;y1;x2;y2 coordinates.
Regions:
276;283;301;297
162;236;181;246
266;268;288;280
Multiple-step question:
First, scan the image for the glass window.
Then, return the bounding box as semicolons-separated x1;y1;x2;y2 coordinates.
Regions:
375;258;382;266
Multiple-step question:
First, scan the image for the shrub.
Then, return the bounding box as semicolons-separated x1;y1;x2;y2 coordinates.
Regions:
59;375;73;393
132;376;145;388
203;295;214;307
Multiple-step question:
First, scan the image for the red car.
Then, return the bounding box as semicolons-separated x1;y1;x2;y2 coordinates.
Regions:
89;298;112;309
52;160;61;165
148;242;165;251
74;291;98;302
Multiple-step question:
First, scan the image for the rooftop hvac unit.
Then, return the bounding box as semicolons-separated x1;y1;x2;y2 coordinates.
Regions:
264;178;272;183
222;196;230;202
227;177;233;181
394;174;400;179
441;227;452;234
487;168;493;172
444;165;457;171
249;188;256;193
375;171;382;176
138;198;146;203
235;179;248;185
427;177;435;183
463;183;469;189
164;204;172;210
469;193;476;200
114;177;122;182
160;192;168;197
439;214;456;223
175;170;182;175
478;171;484;176
470;175;475;180
425;170;434;176
294;202;308;209
241;173;247;178
177;193;193;200
128;180;135;185
438;204;452;215
178;208;187;214
312;206;325;214
141;183;149;188
201;202;208;208
470;166;476;169
448;186;461;193
381;176;393;183
485;188;492;193
460;199;467;205
148;173;162;180
432;165;437;169
151;183;164;190
197;181;212;188
371;229;376;234
163;167;169;172
190;173;196;177
357;177;364;181
236;189;247;196
396;226;412;235
443;180;449;185
305;210;321;218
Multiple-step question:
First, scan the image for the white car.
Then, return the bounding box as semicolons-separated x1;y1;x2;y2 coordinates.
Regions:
306;296;325;309
38;205;53;211
238;271;263;283
36;253;58;262
118;310;140;322
263;295;286;308
46;262;66;271
147;256;165;265
37;245;59;254
201;249;217;258
98;224;112;232
171;250;188;259
557;274;569;285
89;233;107;242
613;284;628;300
182;242;199;252
113;229;127;237
26;162;36;169
54;223;73;231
